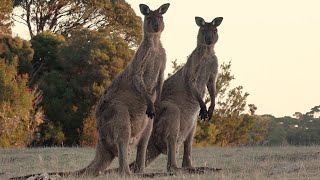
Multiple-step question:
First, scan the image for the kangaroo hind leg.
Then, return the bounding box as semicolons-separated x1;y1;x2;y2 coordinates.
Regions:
159;102;181;173
134;118;153;173
181;125;221;174
76;137;115;177
113;104;132;176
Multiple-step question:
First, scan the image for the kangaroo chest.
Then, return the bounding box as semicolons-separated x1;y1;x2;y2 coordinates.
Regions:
143;51;164;92
193;56;216;94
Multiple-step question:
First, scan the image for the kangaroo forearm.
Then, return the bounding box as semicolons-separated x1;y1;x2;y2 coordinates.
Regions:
189;82;205;108
136;46;151;62
207;74;217;107
207;88;216;107
155;86;162;104
209;96;215;108
133;76;153;105
196;95;206;108
184;75;204;108
132;46;154;103
155;77;164;103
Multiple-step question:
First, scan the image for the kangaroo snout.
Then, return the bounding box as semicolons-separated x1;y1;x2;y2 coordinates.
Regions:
205;36;213;45
153;23;160;32
153;26;160;32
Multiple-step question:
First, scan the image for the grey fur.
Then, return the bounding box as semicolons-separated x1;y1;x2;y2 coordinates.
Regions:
128;16;223;173
75;3;170;176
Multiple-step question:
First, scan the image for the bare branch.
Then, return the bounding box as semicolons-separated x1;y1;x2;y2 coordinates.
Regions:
25;0;34;38
12;14;28;26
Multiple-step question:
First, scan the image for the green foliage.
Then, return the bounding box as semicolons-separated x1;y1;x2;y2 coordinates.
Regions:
247;115;270;145
0;36;34;75
166;60;266;147
3;2;142;147
264;106;320;146
13;0;142;45
33;29;133;146
264;115;288;145
0;36;35;147
32;121;65;146
0;59;34;147
184;61;261;147
215;86;249;117
61;29;133;86
306;105;320;117
193;121;218;147
215;61;235;102
80;108;96;147
0;0;13;35
167;59;184;77
248;104;258;115
29;31;66;87
20;0;141;146
209;114;254;146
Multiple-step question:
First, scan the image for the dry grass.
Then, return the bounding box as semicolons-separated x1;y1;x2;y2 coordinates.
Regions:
1;146;320;179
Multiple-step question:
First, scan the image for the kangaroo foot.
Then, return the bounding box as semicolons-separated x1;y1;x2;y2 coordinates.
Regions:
182;167;205;174
135;172;175;178
102;168;119;174
183;166;222;174
167;166;204;174
119;171;131;177
192;166;222;172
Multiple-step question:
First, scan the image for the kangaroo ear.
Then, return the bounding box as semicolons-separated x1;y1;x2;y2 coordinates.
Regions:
158;3;170;14
195;17;206;27
212;17;223;27
139;4;150;15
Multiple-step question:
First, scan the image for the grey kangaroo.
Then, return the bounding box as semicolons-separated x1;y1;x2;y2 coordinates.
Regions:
125;16;223;174
9;3;170;180
78;3;170;176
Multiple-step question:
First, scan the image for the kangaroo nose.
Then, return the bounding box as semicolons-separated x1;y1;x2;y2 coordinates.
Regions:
205;36;213;45
152;20;160;32
153;24;159;32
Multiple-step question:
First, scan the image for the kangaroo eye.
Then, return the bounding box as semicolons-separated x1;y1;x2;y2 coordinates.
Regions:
159;16;163;20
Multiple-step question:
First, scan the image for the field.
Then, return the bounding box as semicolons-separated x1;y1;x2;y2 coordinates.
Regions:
1;146;320;179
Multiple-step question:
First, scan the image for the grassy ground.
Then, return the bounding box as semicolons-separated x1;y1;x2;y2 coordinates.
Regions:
1;146;320;179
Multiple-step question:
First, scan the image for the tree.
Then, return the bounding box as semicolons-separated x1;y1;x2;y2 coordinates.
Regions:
265;118;288;145
79;107;96;146
167;59;183;77
13;0;142;46
293;112;303;119
193;121;219;147
0;0;13;35
247;115;270;145
200;62;256;146
0;35;34;74
167;60;262;146
29;31;66;87
0;36;35;147
169;60;268;146
308;105;320;118
248;104;257;115
25;1;142;146
263;106;320;146
33;29;134;146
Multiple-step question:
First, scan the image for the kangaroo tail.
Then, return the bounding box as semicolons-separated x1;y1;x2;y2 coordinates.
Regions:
10;145;115;179
104;141;162;174
73;145;116;177
9;171;71;180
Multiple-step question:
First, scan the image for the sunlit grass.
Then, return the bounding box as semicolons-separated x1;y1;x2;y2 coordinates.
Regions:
1;146;319;179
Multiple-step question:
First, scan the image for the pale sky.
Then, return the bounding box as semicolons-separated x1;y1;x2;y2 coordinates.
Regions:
12;0;320;117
